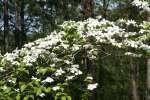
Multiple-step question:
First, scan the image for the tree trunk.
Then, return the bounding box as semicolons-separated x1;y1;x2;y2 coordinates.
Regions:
14;0;22;48
102;0;107;19
147;58;150;100
20;0;26;45
82;0;94;19
88;58;97;100
3;0;9;53
101;0;110;19
130;58;139;100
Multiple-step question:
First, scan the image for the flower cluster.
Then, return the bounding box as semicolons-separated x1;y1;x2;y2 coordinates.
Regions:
132;0;150;11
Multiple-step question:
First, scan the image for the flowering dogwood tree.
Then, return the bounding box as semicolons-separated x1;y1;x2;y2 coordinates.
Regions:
0;16;149;100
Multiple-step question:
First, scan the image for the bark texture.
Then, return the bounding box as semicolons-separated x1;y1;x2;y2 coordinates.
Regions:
15;0;22;48
130;58;139;100
147;58;150;100
83;0;94;19
21;0;26;45
3;0;9;53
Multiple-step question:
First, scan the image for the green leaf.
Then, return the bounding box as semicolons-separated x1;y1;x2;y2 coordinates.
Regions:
17;67;29;74
36;88;42;96
37;68;47;75
20;85;27;92
23;96;29;100
55;92;62;100
61;96;72;100
46;87;51;93
66;96;72;100
24;70;29;74
4;87;11;93
6;96;13;100
29;95;34;99
16;94;20;100
61;96;67;100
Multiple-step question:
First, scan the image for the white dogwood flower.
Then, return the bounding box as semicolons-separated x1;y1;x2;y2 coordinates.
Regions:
55;68;65;76
42;77;54;83
39;93;45;97
87;83;98;90
52;86;60;91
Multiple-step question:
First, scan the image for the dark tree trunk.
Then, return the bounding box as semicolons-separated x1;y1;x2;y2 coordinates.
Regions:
102;0;107;19
83;0;94;19
87;58;97;100
147;58;150;100
101;0;110;19
14;0;22;48
21;0;26;45
3;0;9;53
130;58;139;100
83;47;97;100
